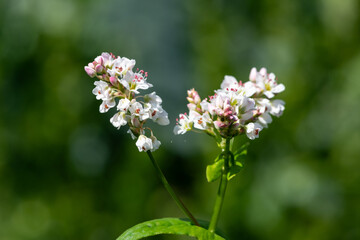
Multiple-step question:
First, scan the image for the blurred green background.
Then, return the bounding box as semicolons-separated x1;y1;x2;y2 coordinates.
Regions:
1;0;359;239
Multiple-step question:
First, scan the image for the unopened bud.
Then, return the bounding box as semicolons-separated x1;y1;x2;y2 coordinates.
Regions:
109;76;118;86
131;117;141;128
84;66;96;78
259;67;267;76
95;64;103;73
187;88;201;104
249;67;257;81
187;103;196;111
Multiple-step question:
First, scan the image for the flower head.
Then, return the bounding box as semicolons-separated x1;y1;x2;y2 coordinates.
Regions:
85;52;169;152
174;67;285;140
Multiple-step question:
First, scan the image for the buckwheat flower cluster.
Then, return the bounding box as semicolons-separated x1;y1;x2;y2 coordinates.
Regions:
174;67;285;140
85;52;169;152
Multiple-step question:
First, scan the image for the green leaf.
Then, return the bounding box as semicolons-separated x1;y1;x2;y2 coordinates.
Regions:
227;161;243;180
233;142;249;162
206;159;224;182
117;218;226;240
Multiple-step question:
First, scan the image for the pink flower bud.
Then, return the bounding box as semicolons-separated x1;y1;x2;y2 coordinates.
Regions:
95;64;103;73
187;88;201;104
95;56;103;65
214;120;229;129
109;76;118;86
84;66;96;78
249;67;257;81
131;117;141;128
187;103;196;111
88;62;95;69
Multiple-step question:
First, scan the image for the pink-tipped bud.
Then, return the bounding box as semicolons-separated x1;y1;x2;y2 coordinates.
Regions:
95;56;103;65
84;66;96;78
131;117;141;128
109;76;118;86
187;103;196;111
249;67;257;81
187;88;201;104
214;120;228;129
95;64;103;73
259;67;267;76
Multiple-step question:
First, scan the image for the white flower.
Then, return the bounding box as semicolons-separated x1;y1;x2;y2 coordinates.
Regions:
208;94;231;116
150;136;161;151
120;71;153;94
235;96;256;121
107;57;136;77
258;112;272;127
262;73;285;98
144;92;162;108
249;67;285;98
193;112;212;130
219;75;256;98
129;101;150;121
135;135;160;152
246;122;263;140
101;52;115;68
256;98;272;127
152;109;170;125
220;75;240;91
117;98;131;111
110;111;128;129
99;99;115;113
243;82;257;97
119;57;136;74
200;99;210;112
174;112;195;134
136;135;153;152
269;99;285;117
92;81;109;100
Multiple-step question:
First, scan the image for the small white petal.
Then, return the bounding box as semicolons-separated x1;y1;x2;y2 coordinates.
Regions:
272;83;285;94
263;91;275;99
221;75;238;90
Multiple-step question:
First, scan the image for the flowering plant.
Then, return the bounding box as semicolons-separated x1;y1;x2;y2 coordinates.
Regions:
85;53;285;240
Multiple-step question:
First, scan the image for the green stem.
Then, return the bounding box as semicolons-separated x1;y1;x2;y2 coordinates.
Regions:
146;151;200;226
208;138;231;233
